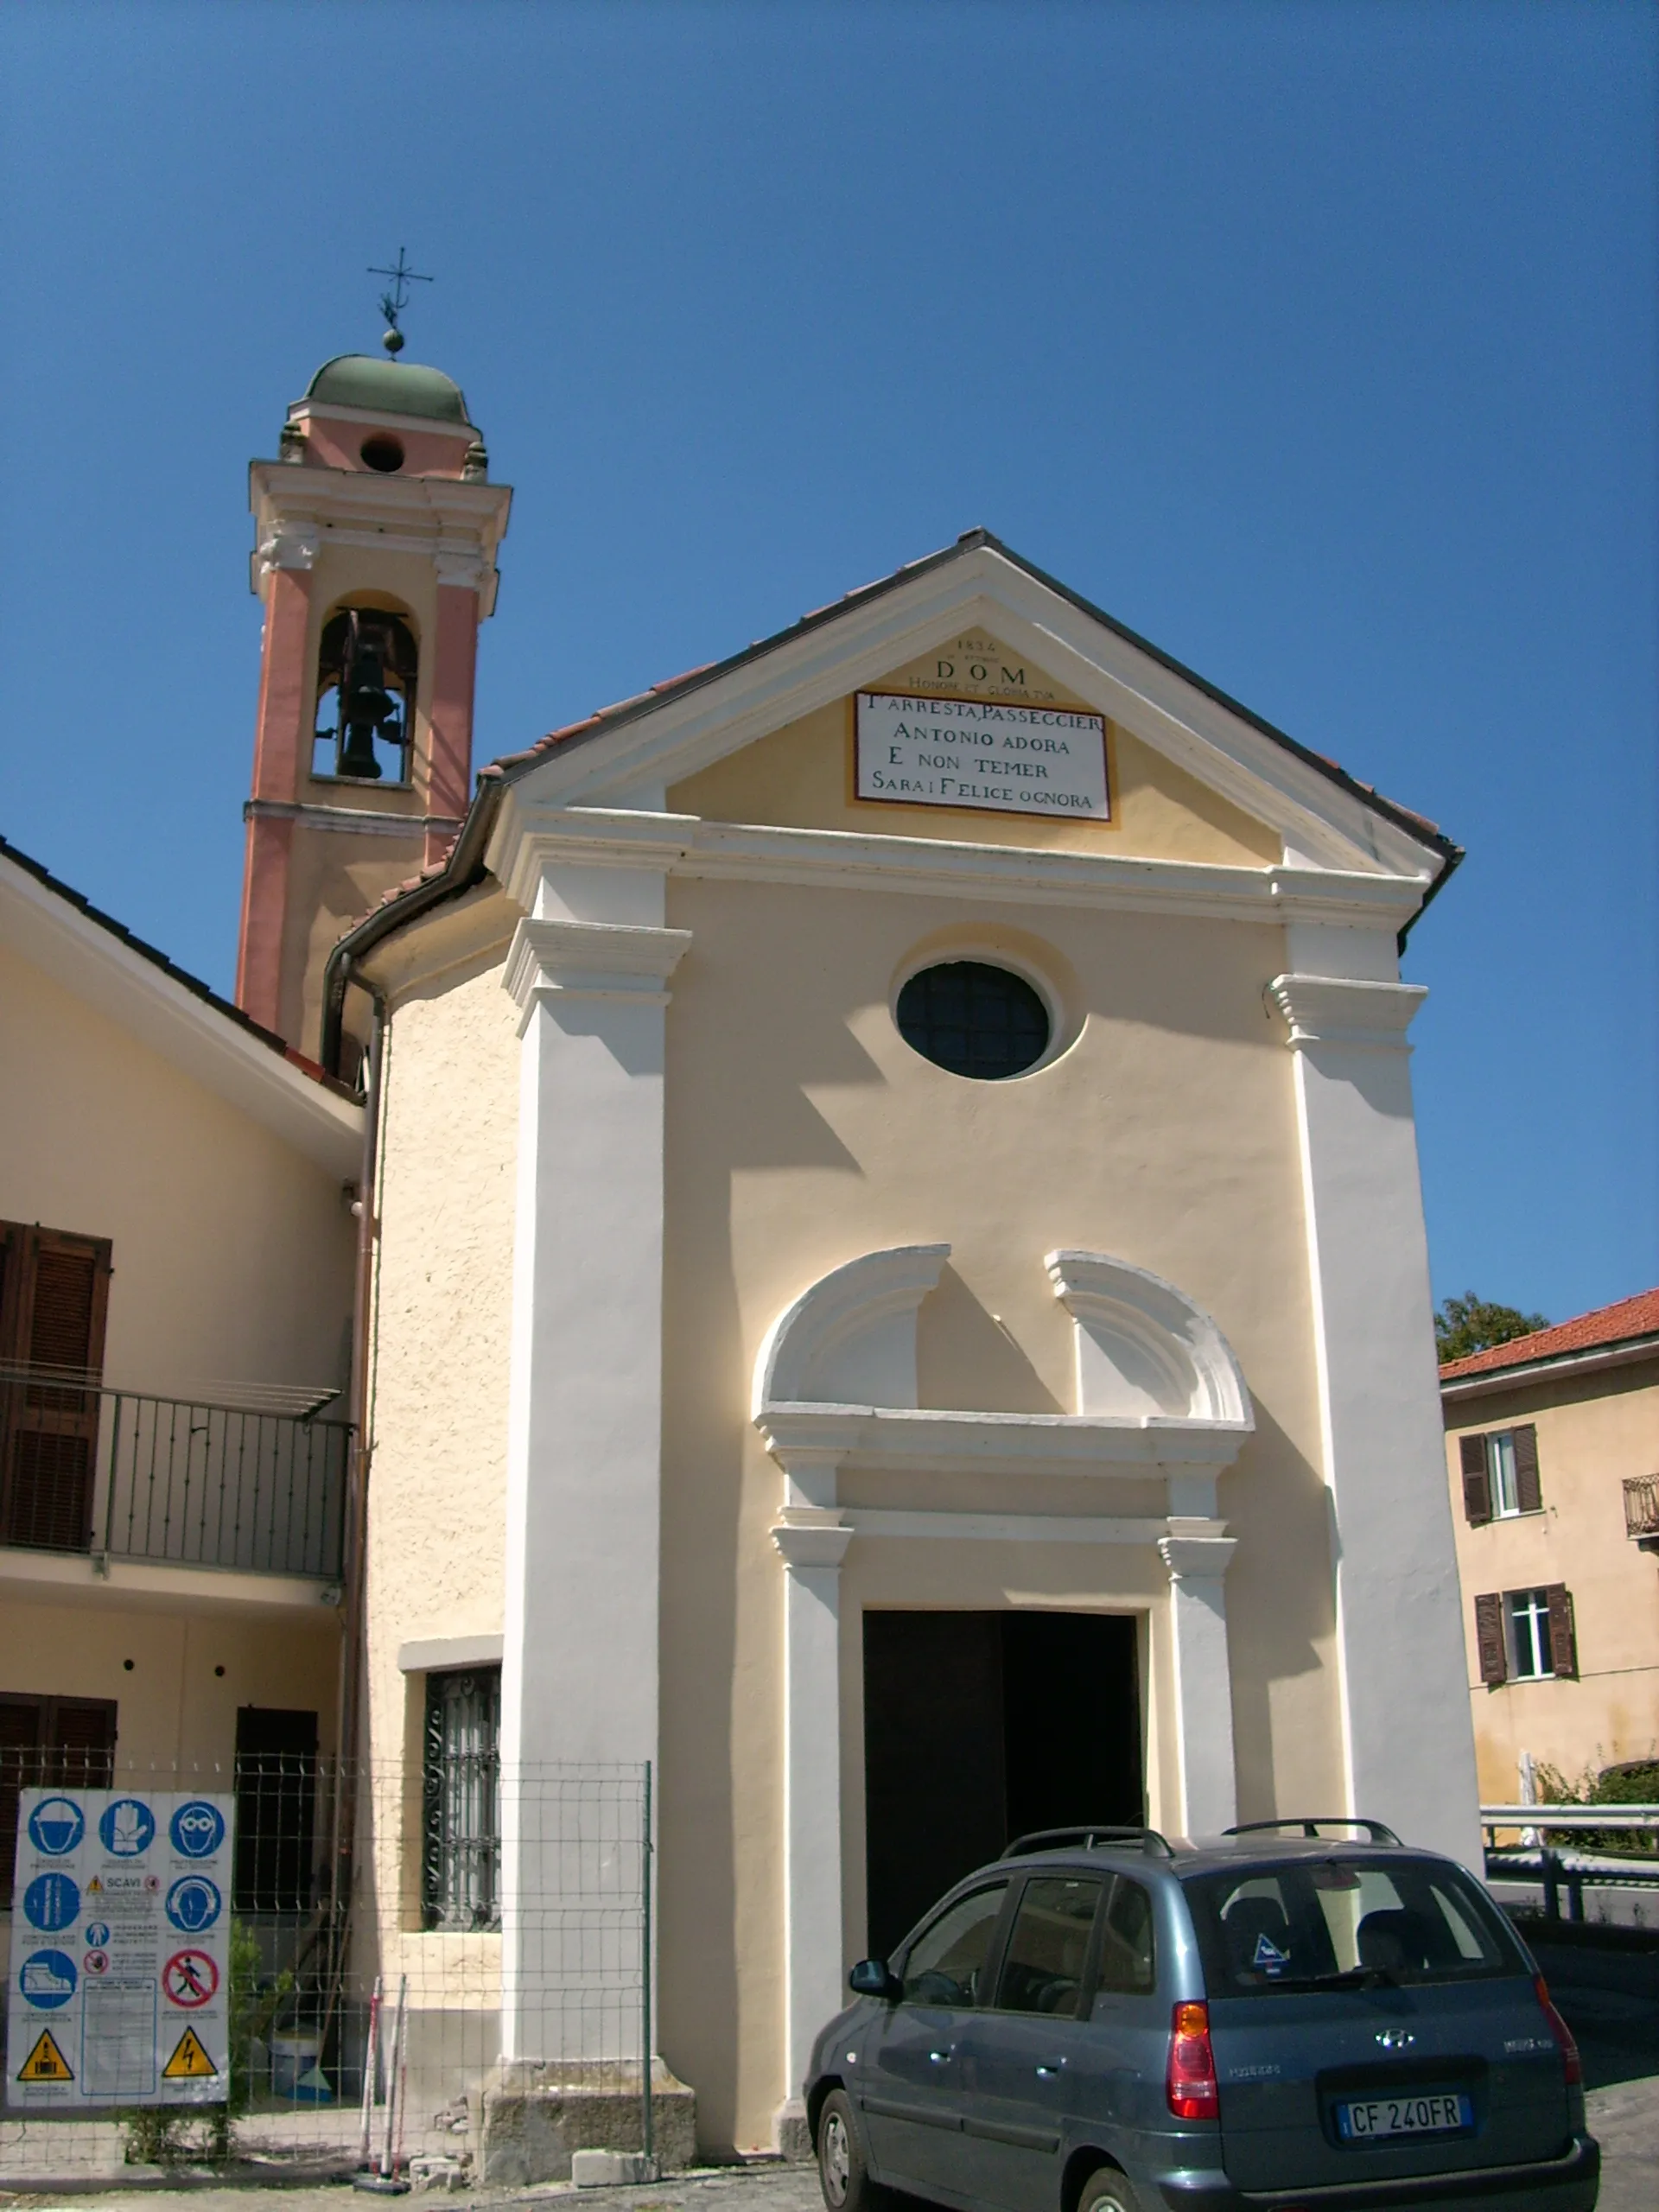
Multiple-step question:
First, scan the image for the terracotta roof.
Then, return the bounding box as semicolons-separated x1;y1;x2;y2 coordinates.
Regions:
0;832;354;1099
1440;1288;1659;1381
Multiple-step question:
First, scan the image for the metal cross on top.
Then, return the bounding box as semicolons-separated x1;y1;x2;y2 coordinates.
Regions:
369;248;433;357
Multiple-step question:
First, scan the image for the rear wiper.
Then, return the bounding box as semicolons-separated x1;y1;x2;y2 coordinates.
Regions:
1257;1967;1398;1993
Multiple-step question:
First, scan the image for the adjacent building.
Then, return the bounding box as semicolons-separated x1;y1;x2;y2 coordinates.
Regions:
1442;1289;1659;1802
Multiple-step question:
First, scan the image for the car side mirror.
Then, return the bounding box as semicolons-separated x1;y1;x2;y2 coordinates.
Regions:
849;1957;902;2000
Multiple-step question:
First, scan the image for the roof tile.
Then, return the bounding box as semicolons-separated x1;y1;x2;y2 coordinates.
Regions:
1440;1287;1659;1380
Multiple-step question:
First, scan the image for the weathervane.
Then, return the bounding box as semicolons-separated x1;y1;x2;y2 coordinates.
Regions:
368;248;433;358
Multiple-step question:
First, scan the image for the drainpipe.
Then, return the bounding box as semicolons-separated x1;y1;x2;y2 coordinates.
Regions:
327;958;388;1971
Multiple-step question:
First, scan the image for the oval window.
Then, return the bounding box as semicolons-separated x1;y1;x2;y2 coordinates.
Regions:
359;435;405;474
896;961;1052;1080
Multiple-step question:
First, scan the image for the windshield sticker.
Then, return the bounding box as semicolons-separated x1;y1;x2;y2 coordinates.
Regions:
1310;1864;1362;1890
1252;1933;1291;1974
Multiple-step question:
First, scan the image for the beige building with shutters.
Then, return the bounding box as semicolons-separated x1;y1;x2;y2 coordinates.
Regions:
0;833;359;1928
1441;1287;1659;1802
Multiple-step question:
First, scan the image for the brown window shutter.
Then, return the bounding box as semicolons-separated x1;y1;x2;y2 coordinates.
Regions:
0;1226;112;1554
1546;1585;1578;1679
1459;1433;1491;1525
1474;1592;1508;1685
1513;1425;1542;1513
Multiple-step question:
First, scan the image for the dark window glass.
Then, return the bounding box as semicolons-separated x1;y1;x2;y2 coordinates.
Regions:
233;1707;318;1913
422;1667;500;1930
995;1875;1103;2016
1183;1857;1524;1997
896;962;1050;1080
899;1882;1009;2005
0;1694;116;1901
1097;1874;1156;1994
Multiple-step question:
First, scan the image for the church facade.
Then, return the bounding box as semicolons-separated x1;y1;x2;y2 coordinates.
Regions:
221;349;1484;2153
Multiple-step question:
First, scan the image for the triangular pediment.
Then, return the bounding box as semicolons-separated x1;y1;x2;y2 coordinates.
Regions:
493;538;1452;886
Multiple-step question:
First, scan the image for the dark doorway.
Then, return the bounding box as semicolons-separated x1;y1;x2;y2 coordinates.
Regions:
234;1707;318;1913
862;1610;1141;1959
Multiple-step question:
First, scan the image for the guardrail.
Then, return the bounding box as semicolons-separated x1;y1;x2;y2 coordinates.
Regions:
0;1370;351;1580
1481;1802;1659;1923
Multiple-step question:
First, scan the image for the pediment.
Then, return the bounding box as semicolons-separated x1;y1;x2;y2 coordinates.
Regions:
493;537;1452;885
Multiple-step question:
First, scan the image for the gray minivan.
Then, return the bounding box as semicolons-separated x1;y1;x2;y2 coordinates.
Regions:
805;1821;1598;2211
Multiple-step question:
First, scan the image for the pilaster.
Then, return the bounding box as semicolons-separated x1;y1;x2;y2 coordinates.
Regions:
498;872;688;2060
1157;1530;1239;1836
1267;968;1481;1866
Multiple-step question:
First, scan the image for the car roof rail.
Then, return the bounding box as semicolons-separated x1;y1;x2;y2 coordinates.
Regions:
1224;1816;1402;1846
1001;1824;1175;1859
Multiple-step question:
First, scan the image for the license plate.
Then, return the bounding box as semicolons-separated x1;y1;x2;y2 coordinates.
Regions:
1337;2092;1470;2139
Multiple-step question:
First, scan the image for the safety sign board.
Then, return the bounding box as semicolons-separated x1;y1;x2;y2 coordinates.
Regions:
8;1789;232;2107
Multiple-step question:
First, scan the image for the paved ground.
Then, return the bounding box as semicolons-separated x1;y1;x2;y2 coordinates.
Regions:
5;2084;1654;2212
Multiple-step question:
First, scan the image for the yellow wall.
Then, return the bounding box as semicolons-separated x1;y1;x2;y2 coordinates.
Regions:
0;940;355;1400
669;637;1281;868
653;873;1333;2146
1445;1361;1659;1799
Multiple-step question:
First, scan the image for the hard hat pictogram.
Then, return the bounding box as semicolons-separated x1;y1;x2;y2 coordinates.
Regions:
16;2029;73;2082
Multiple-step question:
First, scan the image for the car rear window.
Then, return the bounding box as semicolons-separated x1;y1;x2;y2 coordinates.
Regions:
1182;1856;1527;1996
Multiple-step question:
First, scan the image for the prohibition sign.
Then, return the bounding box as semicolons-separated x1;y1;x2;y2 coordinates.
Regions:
162;1949;219;2008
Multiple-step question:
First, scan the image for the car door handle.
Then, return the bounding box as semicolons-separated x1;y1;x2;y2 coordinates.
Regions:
1035;2058;1067;2077
928;2049;950;2063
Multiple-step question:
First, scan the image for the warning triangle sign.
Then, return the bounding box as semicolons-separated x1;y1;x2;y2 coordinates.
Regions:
162;2027;219;2081
17;2030;73;2082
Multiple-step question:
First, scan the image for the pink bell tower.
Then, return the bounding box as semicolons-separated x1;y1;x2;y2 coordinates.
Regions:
235;349;512;1058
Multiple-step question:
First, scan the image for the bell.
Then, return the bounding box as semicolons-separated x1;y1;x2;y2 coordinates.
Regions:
336;629;395;779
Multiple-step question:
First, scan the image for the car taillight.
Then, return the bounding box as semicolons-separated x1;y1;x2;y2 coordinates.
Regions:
1166;1999;1219;2120
1535;1975;1582;2087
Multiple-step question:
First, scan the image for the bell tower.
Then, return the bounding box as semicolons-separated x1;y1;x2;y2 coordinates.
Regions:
235;350;512;1058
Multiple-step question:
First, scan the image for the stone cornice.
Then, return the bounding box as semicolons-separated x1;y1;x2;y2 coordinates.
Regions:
493;804;1427;933
756;1402;1250;1479
249;461;512;613
503;916;691;1033
1265;972;1427;1051
245;798;461;841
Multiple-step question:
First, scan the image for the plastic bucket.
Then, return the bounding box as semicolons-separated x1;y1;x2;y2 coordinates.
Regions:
270;2032;323;2097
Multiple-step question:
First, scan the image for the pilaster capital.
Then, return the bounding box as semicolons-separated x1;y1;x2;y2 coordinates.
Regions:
435;544;493;592
1158;1530;1237;1582
504;916;691;1031
1265;973;1427;1053
770;1513;855;1572
255;527;320;581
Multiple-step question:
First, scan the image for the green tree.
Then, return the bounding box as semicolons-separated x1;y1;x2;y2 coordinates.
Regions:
1434;1291;1549;1363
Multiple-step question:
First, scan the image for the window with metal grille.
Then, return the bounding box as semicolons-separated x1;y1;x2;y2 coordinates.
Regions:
0;1694;116;1901
422;1667;500;1930
895;961;1051;1080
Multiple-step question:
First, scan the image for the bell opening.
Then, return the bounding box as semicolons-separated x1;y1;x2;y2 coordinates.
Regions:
311;607;417;784
360;434;405;474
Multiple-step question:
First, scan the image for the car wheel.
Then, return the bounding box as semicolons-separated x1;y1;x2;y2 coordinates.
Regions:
817;2088;885;2211
1077;2168;1140;2212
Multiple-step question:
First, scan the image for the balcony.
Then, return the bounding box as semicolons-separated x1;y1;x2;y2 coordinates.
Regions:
0;1364;351;1584
1624;1474;1659;1553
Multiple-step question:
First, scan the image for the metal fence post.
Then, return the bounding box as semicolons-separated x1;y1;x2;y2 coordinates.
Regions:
641;1759;654;2169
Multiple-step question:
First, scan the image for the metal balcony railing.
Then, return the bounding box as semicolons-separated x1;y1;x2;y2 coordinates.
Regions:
1623;1474;1659;1545
0;1365;351;1580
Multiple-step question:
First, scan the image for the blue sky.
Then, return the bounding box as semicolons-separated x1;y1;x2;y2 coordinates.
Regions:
1;1;1653;1322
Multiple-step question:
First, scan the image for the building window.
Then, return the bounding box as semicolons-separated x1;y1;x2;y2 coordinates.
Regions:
0;1694;117;1900
1458;1424;1542;1526
1509;1588;1553;1680
422;1667;499;1930
896;961;1051;1080
1487;1433;1519;1518
0;1221;112;1554
233;1707;318;1915
1474;1584;1577;1687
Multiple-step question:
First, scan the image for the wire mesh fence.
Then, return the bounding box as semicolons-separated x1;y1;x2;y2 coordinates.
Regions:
0;1756;658;2183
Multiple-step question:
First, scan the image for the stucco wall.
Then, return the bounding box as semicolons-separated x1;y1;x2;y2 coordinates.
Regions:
654;873;1336;2148
669;685;1282;867
1445;1360;1659;1798
0;939;355;1400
